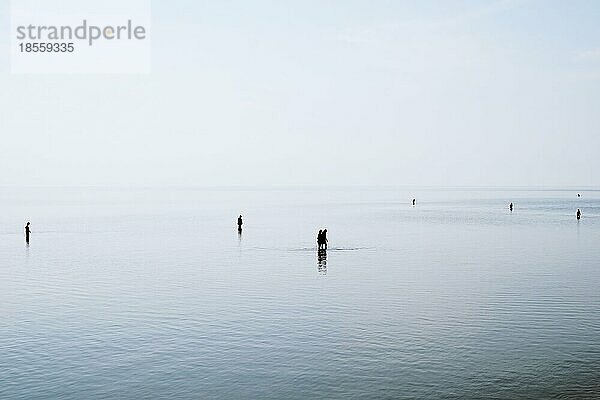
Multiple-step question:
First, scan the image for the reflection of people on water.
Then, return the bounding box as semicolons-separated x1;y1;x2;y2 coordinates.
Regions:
25;222;31;243
317;249;327;274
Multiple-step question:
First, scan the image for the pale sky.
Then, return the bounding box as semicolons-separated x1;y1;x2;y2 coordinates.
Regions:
1;0;599;187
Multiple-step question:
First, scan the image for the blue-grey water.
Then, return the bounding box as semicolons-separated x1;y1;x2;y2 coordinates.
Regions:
1;187;599;399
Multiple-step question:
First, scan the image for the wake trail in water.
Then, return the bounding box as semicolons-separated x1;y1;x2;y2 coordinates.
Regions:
252;246;375;252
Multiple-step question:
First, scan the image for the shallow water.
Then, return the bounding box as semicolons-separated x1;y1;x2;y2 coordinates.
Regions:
1;187;599;399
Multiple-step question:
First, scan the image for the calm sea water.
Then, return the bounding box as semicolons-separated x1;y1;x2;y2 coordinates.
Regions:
1;187;599;399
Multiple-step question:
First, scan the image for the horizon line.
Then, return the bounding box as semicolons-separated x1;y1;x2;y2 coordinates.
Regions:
0;184;599;191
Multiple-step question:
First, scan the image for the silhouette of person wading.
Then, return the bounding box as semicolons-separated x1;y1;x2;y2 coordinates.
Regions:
577;209;581;221
25;222;31;243
237;215;243;232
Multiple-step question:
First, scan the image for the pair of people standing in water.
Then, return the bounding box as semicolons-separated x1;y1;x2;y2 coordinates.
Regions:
509;203;581;220
317;229;328;250
510;203;581;220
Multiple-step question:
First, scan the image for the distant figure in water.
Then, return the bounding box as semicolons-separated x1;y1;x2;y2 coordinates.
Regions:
509;202;513;212
577;193;581;198
412;198;416;206
577;209;581;220
237;215;243;231
25;222;31;243
322;229;328;250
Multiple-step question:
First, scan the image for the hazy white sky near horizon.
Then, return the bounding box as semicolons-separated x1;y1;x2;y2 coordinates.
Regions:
1;0;599;187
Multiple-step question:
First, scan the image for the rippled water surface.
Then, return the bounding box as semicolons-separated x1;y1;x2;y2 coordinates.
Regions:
1;187;599;399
